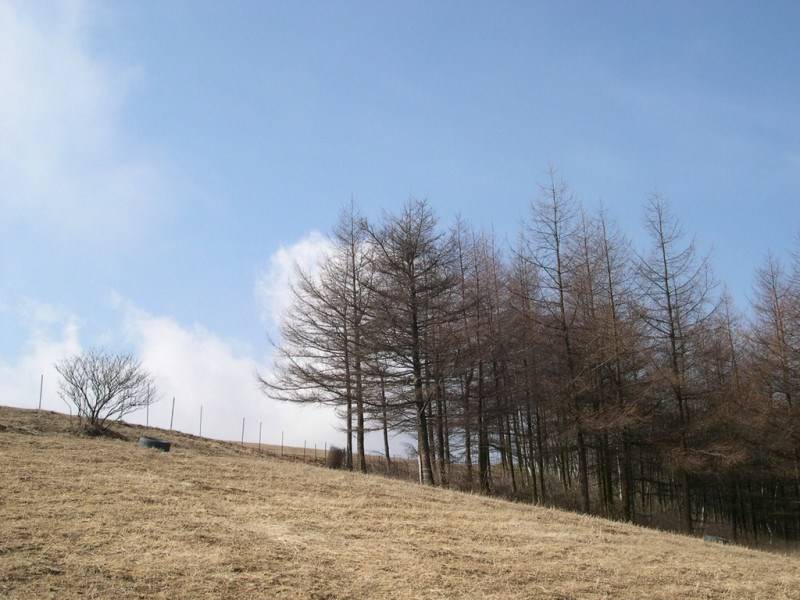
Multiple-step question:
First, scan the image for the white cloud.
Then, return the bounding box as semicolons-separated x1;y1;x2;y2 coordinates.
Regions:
114;298;343;447
1;229;399;453
0;0;164;240
254;230;334;327
0;302;81;413
0;295;344;446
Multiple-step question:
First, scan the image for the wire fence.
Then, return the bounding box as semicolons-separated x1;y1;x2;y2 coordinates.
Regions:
31;373;411;476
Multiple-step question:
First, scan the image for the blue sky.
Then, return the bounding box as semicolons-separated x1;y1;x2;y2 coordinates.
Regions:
1;1;798;445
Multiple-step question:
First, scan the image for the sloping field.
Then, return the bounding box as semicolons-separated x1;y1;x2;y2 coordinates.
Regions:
1;407;798;599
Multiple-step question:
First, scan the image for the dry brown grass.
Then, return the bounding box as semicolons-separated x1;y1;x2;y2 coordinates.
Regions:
1;406;799;599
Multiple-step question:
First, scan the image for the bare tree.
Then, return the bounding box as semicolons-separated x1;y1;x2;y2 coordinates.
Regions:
55;350;157;434
258;229;357;467
334;203;373;473
750;253;798;406
525;170;592;513
261;191;800;543
262;205;375;472
363;199;457;485
596;209;644;521
636;196;717;533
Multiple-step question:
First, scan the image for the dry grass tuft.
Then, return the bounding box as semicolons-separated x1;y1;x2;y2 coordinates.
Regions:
1;406;798;599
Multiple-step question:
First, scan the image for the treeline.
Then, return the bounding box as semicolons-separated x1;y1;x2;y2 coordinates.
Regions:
261;173;800;542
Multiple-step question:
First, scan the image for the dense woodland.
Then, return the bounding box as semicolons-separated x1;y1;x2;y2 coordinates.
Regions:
261;172;800;543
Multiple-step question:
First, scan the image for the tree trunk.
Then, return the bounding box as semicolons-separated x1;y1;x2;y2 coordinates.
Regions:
379;371;391;468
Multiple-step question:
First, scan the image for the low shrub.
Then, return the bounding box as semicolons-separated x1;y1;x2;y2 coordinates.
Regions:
326;445;346;469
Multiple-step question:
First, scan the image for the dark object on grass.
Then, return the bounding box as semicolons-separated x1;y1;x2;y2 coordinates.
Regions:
703;535;730;545
326;445;346;469
138;436;171;452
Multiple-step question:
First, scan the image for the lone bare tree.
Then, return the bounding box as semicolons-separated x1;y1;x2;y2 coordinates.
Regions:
55;349;157;434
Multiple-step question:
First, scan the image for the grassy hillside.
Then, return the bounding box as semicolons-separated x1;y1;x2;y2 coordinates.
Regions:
1;406;798;599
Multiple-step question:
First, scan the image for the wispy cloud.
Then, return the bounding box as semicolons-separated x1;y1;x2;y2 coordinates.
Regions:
0;0;167;241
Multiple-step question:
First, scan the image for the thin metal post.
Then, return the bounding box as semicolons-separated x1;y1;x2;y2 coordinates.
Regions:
258;422;262;453
314;444;317;461
146;401;149;428
38;374;43;410
199;405;203;437
241;417;245;446
169;397;175;430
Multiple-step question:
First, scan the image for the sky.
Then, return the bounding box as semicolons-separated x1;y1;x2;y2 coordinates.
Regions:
1;0;798;449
